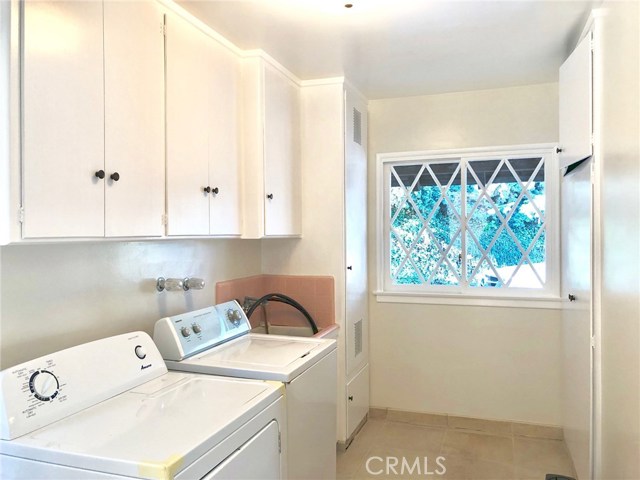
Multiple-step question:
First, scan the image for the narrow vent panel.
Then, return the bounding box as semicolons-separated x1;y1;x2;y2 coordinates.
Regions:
354;319;363;356
353;108;362;146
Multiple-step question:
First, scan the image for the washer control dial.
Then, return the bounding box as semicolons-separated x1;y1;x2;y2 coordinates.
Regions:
181;326;191;338
192;323;202;334
29;370;60;402
226;309;242;327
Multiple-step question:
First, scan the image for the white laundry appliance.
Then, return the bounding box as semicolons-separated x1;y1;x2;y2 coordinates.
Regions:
0;331;286;480
153;300;337;480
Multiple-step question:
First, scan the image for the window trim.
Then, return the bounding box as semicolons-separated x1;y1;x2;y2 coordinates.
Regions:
375;143;561;308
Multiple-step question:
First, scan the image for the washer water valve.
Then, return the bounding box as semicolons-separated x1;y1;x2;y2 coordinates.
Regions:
183;277;205;291
156;277;206;292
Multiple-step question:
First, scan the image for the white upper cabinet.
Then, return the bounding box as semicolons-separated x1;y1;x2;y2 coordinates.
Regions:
242;57;301;238
165;12;241;236
22;0;164;239
23;1;105;238
559;32;593;170
104;1;165;237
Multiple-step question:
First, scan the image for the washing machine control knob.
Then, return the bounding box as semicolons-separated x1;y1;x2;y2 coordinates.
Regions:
226;309;242;326
181;326;191;338
29;370;59;402
192;323;202;334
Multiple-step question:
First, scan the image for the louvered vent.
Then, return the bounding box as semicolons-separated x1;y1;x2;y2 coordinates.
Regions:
354;319;363;356
353;108;362;146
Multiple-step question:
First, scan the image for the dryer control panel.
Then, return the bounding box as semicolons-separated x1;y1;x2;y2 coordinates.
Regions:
153;301;251;361
0;332;166;440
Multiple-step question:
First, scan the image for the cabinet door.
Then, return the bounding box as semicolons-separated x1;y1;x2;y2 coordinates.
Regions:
561;159;593;480
263;63;301;236
345;89;369;375
23;1;105;238
346;364;370;439
208;39;241;236
104;1;165;237
166;12;210;236
559;33;593;170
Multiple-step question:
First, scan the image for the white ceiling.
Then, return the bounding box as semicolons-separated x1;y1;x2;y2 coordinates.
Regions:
178;0;600;99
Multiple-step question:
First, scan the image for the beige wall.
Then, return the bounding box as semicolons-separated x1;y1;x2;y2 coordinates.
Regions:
0;239;262;368
368;83;564;424
597;1;640;477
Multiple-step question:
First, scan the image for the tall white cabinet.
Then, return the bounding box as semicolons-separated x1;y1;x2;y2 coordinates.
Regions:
261;79;369;444
22;0;165;238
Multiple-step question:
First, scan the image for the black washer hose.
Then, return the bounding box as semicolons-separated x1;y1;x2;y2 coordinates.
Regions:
244;293;319;334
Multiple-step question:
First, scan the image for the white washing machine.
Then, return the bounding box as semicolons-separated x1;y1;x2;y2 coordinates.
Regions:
153;300;337;480
0;331;286;480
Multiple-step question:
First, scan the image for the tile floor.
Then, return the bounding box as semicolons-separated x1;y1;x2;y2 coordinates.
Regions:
337;416;577;480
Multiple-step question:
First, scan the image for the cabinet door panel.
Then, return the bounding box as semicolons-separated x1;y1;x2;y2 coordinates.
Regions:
166;13;210;236
345;89;368;375
559;33;592;170
23;1;104;238
104;1;165;237
263;64;301;236
208;40;241;236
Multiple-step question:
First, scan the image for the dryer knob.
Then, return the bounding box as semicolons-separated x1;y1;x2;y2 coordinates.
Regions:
181;326;191;338
134;345;147;359
29;370;60;402
192;324;202;334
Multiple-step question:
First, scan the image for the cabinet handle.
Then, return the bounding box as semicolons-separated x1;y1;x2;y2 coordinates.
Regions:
212;187;219;194
110;172;120;182
347;266;353;271
95;170;105;179
266;193;274;200
348;396;354;402
204;186;211;194
568;294;577;302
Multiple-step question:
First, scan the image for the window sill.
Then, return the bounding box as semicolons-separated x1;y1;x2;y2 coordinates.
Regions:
373;291;563;309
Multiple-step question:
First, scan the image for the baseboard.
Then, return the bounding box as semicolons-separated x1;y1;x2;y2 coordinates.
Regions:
369;407;563;440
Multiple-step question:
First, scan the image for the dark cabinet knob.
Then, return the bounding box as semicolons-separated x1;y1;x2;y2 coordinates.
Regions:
347;266;353;270
95;170;105;179
204;186;211;194
348;395;354;402
110;172;120;182
568;294;577;302
212;187;219;194
266;193;274;200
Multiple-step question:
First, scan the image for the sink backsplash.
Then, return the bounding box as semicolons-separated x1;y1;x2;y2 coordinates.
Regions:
216;275;335;330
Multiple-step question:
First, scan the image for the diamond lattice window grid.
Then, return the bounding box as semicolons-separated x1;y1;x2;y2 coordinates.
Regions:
387;154;548;291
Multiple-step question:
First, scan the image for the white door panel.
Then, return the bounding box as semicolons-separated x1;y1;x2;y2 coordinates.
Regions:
208;40;241;236
345;89;368;375
104;1;165;237
23;1;104;238
166;13;210;236
559;33;593;170
347;364;369;439
203;421;280;480
561;158;592;480
263;64;301;236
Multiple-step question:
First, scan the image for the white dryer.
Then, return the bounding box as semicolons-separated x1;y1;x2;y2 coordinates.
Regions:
153;300;337;480
0;332;286;480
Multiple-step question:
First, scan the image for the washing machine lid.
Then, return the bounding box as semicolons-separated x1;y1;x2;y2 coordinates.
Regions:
166;333;336;382
0;372;283;479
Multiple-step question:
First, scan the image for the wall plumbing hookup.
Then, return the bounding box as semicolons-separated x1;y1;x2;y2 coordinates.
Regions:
156;277;205;292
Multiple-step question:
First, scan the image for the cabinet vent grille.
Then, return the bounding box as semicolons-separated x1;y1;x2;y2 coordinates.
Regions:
353;108;362;146
354;319;363;356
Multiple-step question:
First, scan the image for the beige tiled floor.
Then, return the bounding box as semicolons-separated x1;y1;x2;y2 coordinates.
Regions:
337;417;577;480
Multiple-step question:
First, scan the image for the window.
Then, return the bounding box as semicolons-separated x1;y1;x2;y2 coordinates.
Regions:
377;145;559;304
